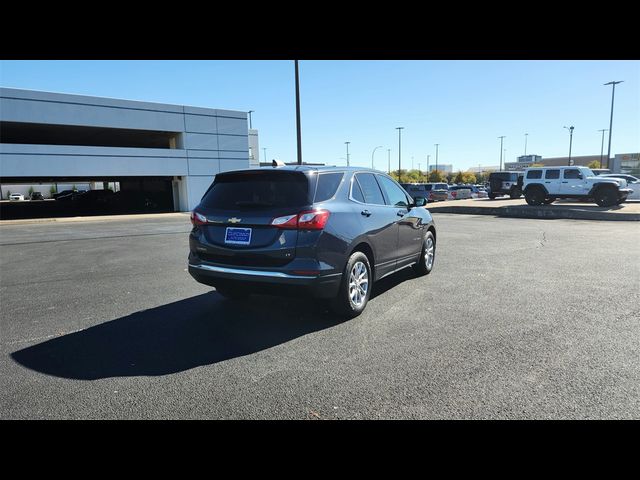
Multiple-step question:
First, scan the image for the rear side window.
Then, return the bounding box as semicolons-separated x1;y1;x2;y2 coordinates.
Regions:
436;184;448;190
545;169;560;179
200;171;310;209
314;172;344;202
424;184;433;191
351;178;366;203
377;175;409;207
354;173;385;205
526;170;543;179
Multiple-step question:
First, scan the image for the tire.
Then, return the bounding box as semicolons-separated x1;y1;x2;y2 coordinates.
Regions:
330;251;372;319
488;193;497;200
543;197;555;204
413;231;436;276
594;187;617;207
510;188;522;199
216;286;248;300
524;187;545;206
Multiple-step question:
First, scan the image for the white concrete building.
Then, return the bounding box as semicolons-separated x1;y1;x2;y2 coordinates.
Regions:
0;87;250;211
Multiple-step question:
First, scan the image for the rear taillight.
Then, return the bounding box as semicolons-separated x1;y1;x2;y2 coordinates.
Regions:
190;211;207;226
271;209;330;230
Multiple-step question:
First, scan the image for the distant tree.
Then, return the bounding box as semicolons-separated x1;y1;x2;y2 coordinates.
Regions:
587;160;601;169
454;171;464;184
428;170;447;183
72;184;77;191
6;190;11;199
461;171;477;184
28;186;35;196
50;185;57;196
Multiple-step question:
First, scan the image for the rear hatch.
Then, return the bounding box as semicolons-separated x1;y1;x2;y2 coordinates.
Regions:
192;170;313;267
490;173;514;192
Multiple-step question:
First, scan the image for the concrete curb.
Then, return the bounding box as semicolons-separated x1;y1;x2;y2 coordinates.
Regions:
427;204;640;221
0;212;190;226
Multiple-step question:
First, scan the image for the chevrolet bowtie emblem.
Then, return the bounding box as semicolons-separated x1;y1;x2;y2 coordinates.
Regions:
228;217;242;224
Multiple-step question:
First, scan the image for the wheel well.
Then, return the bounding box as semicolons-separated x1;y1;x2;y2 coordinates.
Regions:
427;226;436;245
524;184;547;195
351;242;375;276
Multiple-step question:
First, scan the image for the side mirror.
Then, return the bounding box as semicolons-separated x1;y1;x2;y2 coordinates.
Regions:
414;196;427;207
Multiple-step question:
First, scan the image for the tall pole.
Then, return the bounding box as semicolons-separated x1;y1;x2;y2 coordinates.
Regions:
263;147;267;164
427;154;430;173
294;60;303;165
396;127;404;179
247;110;254;129
371;145;383;169
434;144;439;174
345;142;350;166
564;126;574;166
598;129;608;169
387;149;391;175
604;81;623;169
498;136;505;171
524;133;528;156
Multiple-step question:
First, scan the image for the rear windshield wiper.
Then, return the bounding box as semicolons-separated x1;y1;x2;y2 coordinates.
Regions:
234;200;274;207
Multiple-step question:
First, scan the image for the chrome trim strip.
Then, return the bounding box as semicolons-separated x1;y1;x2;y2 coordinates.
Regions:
189;263;316;279
378;262;417;280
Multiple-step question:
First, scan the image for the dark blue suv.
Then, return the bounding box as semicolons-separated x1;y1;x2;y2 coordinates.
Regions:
188;166;436;318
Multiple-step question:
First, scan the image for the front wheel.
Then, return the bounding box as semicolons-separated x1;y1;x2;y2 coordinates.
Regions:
413;231;436;276
331;251;372;319
594;188;617;207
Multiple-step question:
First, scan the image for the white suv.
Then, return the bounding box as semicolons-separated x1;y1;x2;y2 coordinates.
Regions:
522;166;632;207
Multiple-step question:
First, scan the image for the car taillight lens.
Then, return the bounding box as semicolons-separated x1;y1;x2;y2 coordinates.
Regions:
190;211;207;226
271;210;330;230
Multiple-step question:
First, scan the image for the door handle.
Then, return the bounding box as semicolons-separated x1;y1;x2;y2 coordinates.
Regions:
361;210;372;217
544;181;550;183
561;181;568;183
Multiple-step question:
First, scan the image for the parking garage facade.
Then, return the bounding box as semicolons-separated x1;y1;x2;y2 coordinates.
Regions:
0;87;250;218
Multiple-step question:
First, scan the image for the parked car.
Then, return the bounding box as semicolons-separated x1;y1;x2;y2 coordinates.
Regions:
53;189;79;199
448;185;472;200
74;189;114;208
600;174;640;200
472;185;488;198
9;193;25;201
399;183;430;204
590;169;611;176
188;166;437;318
55;190;87;201
522;166;632;207
30;191;44;201
418;183;449;202
488;171;524;199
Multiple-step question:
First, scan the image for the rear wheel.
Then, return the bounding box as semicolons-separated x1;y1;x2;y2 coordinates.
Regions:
488;193;497;199
413;231;435;276
525;188;545;206
331;251;372;319
594;187;617;207
216;286;248;300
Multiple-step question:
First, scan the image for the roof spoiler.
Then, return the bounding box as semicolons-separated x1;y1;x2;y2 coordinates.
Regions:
272;159;286;167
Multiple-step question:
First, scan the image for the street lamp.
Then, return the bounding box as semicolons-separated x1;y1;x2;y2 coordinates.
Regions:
396;127;404;179
371;145;383;169
247;110;254;129
598;129;608;169
434;144;439;173
604;80;623;169
498;136;505;171
263;147;267;164
524;133;528;156
294;60;303;165
345;142;351;166
564;126;574;166
387;149;391;175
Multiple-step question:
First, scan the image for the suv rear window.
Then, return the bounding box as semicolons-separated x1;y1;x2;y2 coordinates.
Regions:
314;172;344;202
200;171;310;210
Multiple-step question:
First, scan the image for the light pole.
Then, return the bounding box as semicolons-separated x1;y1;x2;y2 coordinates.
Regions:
345;142;351;166
434;144;439;174
598;129;608;169
564;126;574;166
387;149;391;175
263;147;267;164
604;81;623;169
426;154;430;173
524;133;528;156
498;136;505;171
247;110;254;129
294;60;303;165
371;145;383;169
396;127;404;179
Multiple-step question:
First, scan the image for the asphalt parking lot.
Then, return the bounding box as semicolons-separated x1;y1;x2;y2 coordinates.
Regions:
1;213;639;419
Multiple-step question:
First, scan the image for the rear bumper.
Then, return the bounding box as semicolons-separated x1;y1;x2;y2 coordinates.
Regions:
188;262;342;299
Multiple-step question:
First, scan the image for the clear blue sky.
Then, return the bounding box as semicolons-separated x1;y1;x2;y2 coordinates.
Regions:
1;60;638;171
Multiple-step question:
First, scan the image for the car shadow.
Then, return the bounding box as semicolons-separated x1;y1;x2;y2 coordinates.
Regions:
11;292;342;380
11;267;421;381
